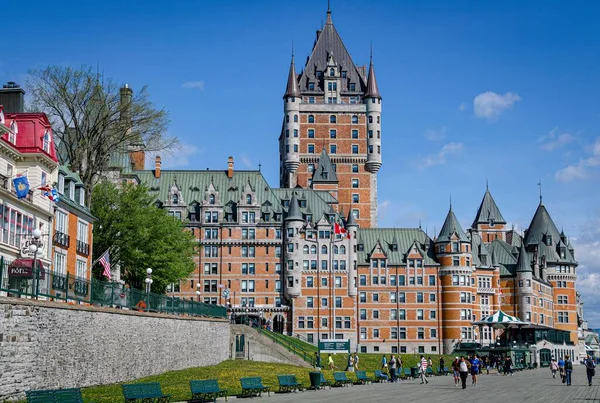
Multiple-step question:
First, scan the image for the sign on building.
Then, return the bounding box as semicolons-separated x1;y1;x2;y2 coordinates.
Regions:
318;339;350;354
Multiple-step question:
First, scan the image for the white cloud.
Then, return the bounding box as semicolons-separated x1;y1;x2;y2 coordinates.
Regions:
573;215;600;328
181;81;205;90
555;137;600;182
458;102;467;112
539;128;576;151
473;91;521;121
147;143;203;169
421;142;463;168
241;153;253;168
424;127;447;142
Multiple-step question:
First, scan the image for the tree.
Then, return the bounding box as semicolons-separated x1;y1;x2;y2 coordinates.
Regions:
27;65;175;200
91;182;196;293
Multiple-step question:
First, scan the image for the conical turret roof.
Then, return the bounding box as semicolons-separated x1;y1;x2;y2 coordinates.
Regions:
285;192;303;221
473;189;506;227
524;203;561;246
516;245;532;273
284;55;300;98
437;207;469;243
312;148;339;183
365;57;381;99
346;209;357;227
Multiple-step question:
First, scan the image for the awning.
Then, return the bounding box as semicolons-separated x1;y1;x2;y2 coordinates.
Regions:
585;345;595;351
7;259;45;280
473;310;529;329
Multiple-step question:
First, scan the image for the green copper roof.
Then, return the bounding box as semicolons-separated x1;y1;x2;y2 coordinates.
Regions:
357;228;437;266
473;189;506;227
515;245;532;273
57;165;95;221
437;207;469;243
272;188;340;226
312;149;338;183
524;203;576;264
524;204;561;246
487;240;518;276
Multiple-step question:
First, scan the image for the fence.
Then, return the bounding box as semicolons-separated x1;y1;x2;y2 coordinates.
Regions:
0;259;226;319
255;327;316;364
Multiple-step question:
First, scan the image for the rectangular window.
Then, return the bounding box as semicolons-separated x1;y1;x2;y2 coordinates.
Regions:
330;129;336;138
428;275;436;286
330;144;337;154
359;275;366;286
399;309;406;320
417;292;424;303
398;292;406;303
352;129;359;139
352;144;359;154
352;164;359;173
307;297;314;308
399;328;407;339
335;297;342;308
360;309;366;320
430;310;436;319
352;194;359;203
352;179;359;188
417;309;424;320
308;129;315;138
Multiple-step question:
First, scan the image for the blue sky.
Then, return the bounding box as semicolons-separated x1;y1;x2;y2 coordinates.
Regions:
2;0;599;326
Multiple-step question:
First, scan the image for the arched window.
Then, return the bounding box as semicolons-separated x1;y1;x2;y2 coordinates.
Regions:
329;68;335;77
246;194;252;204
340;245;346;254
286;115;290;123
377;116;380;124
369;116;373;123
209;194;215;205
321;245;328;255
310;245;317;254
308;115;315;123
172;193;179;205
352;115;358;124
330;115;336;123
303;245;309;254
333;245;339;254
294;114;298;122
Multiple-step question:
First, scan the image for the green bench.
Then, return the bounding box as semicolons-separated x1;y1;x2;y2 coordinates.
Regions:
426;367;435;377
402;368;412;379
240;376;271;397
319;372;332;389
277;374;304;393
26;388;87;403
190;380;228;402
333;372;353;387
354;371;374;384
373;370;388;382
122;382;171;402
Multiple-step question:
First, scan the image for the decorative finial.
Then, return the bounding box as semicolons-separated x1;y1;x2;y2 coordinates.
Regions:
291;40;294;58
327;0;331;13
486;178;489;191
449;194;452;210
258;161;262;172
370;42;373;63
538;179;542;204
418;219;422;229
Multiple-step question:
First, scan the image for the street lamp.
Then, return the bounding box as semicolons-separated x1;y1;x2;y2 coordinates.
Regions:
144;268;153;293
29;229;43;299
196;282;202;302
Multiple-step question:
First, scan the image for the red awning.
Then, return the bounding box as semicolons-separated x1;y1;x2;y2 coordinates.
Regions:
8;259;46;279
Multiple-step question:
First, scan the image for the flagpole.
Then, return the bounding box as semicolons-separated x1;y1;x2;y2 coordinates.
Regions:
91;248;110;267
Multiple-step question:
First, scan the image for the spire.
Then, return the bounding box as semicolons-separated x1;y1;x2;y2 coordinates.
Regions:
365;48;381;99
346;209;357;227
285;192;303;221
516;245;532;273
312;149;339;183
437;207;469;243
524;203;561;247
326;0;332;24
284;53;300;98
538;179;543;205
472;187;506;227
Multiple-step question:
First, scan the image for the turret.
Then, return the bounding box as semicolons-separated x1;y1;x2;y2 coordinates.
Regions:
283;54;301;186
515;244;533;322
346;210;358;297
365;53;382;174
284;192;303;298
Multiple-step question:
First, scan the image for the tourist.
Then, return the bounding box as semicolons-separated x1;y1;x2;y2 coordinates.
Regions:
550;358;558;379
452;357;460;387
428;356;433;372
389;354;397;382
314;352;322;369
346;353;355;372
558;356;565;381
353;352;360;371
584;354;596;386
397;356;403;376
440;357;445;374
470;354;481;386
504;356;513;376
459;356;471;389
381;354;388;371
564;354;573;386
328;354;335;370
419;355;429;384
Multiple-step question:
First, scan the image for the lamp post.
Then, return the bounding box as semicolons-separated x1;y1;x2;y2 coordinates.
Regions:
28;229;43;299
196;283;202;302
144;268;153;308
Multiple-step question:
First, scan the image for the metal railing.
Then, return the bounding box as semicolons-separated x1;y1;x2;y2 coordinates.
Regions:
0;262;226;319
76;240;90;256
255;327;315;364
53;231;70;248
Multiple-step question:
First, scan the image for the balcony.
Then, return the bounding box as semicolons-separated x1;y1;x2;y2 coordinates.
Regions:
477;287;496;294
76;240;89;257
53;231;70;248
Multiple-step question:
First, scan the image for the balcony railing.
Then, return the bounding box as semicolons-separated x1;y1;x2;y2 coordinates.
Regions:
76;240;89;257
477;287;496;294
53;231;70;248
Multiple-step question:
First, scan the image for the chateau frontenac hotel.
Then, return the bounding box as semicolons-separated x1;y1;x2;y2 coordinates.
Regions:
111;9;581;358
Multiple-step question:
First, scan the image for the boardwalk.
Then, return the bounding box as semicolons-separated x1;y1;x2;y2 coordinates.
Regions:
252;368;599;403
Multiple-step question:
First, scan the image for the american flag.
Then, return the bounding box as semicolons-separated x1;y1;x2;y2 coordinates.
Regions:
99;250;111;280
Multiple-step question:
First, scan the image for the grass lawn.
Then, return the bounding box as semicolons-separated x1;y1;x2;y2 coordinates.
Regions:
17;354;457;403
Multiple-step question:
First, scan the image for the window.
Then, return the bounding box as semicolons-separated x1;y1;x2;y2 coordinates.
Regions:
329;68;335;77
359;275;366;286
360;309;366;320
330;144;337;154
430;310;436;319
351;194;360;203
352;144;359;154
54;252;66;275
360;327;367;340
352;209;360;220
77;221;88;244
399;309;406;320
428;275;436;286
557;295;568;304
307;297;314;308
352;179;359;188
558;312;569;323
352;129;358;139
398;292;406;303
308;129;315;138
329;129;337;139
429;293;436;302
453;257;460;266
335;297;342;308
330;115;336;123
352;115;358;124
308;115;315;123
417;292;424;303
399;328;407;339
308;82;315;91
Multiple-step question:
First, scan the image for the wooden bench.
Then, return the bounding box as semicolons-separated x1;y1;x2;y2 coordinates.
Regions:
190;380;228;402
122;382;171;403
354;371;372;384
240;376;271;397
333;372;353;387
319;372;332;389
26;388;87;403
277;374;304;393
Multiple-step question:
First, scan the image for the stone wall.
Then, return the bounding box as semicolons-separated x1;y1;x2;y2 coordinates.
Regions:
0;298;229;401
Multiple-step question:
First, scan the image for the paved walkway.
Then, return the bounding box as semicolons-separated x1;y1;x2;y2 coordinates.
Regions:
232;369;599;403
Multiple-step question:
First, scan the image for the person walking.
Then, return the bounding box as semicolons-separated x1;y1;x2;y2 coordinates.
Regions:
328;353;336;370
420;355;429;384
550;358;558;379
558;356;565;382
459;356;471;389
381;354;388;371
440;357;445;375
389;355;397;383
564;354;573;386
314;352;322;369
470;354;481;386
452;357;460;387
397;356;403;377
346;353;355;372
353;352;360;371
584;354;596;386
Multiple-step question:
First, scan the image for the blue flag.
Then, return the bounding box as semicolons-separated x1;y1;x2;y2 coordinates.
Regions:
12;176;30;199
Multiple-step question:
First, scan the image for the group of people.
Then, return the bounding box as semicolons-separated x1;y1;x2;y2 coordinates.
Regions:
450;354;482;389
550;354;596;386
314;352;361;372
380;354;404;382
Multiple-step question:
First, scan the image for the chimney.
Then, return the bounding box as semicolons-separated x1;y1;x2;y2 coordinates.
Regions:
154;155;161;178
119;84;133;124
0;82;25;113
227;156;234;178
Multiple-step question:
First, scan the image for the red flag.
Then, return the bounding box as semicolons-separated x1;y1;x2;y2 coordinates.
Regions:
334;222;350;238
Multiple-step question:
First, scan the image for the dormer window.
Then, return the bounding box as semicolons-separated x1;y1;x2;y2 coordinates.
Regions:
79;189;85;206
350;83;356;91
209;194;215;205
69;182;75;200
546;236;552;246
329;68;335;77
308;82;315;91
246;194;252;204
9;121;17;144
58;174;65;194
43;130;51;153
172;193;179;205
0;109;4;124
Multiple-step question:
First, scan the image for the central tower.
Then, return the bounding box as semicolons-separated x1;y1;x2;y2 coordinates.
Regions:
279;8;382;228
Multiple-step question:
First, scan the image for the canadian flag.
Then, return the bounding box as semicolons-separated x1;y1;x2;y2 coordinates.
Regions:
334;222;350;238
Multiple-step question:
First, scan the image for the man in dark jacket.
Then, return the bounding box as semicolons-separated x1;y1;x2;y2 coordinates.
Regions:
584;354;596;386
